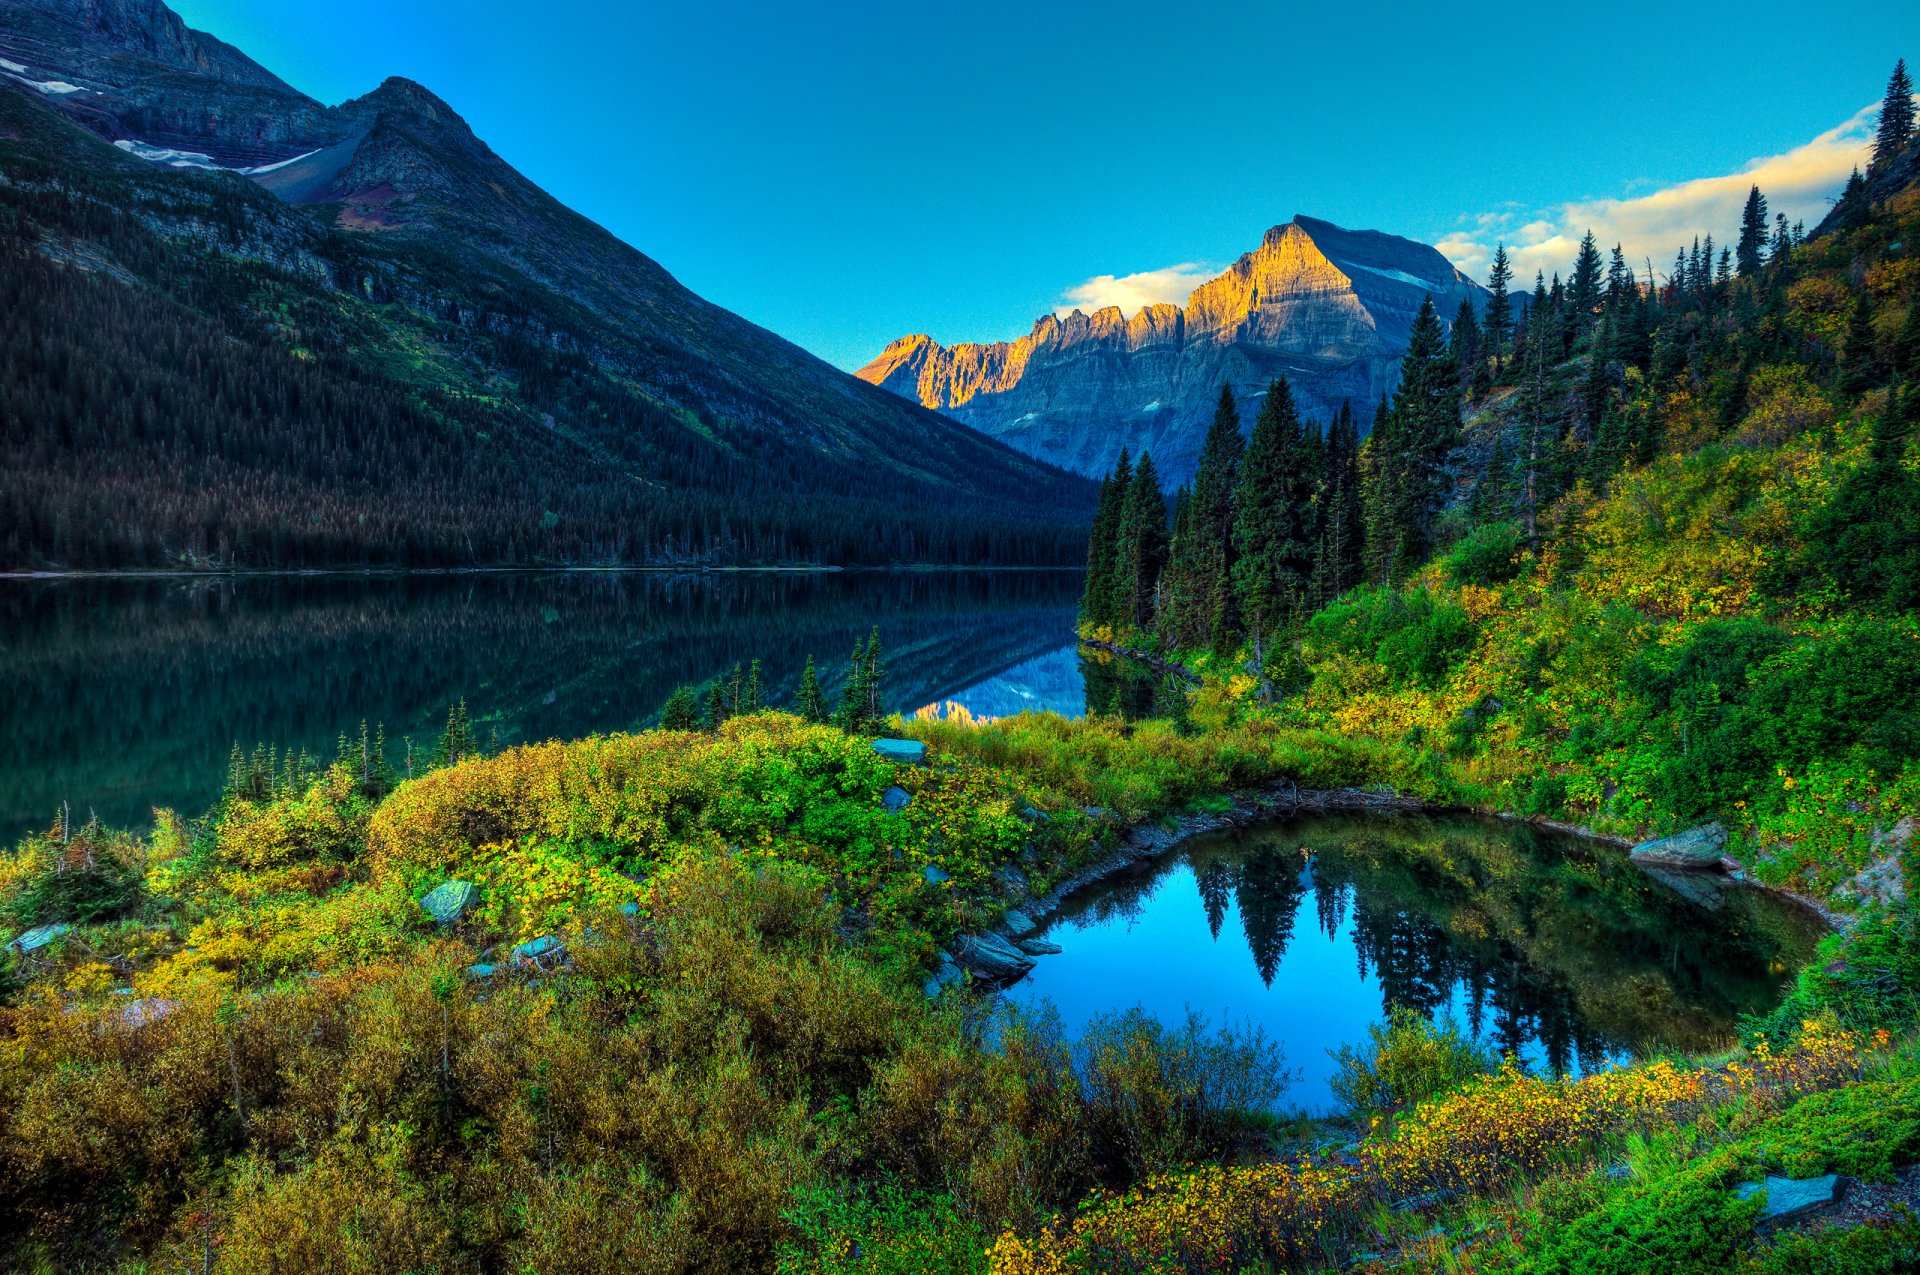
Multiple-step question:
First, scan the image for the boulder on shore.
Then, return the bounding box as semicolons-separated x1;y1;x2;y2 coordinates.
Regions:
872;739;928;766
1733;1174;1851;1234
418;880;479;926
6;923;71;954
1630;822;1729;871
953;931;1035;983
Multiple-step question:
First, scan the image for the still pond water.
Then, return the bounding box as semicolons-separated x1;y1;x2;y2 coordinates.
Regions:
3;571;1819;1108
1009;814;1824;1113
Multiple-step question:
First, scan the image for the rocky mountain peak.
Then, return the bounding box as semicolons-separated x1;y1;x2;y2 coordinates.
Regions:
857;216;1486;485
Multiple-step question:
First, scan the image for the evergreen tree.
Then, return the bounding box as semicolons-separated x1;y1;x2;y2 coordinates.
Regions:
726;662;744;715
743;659;763;714
1080;450;1131;628
1483;245;1514;366
834;630;887;733
1736;185;1769;277
1468;433;1514;523
1110;454;1169;632
433;699;474;767
794;654;827;723
1313;401;1365;605
1168;385;1246;649
1231;379;1315;637
659;686;702;730
1840;294;1881;398
1874;59;1916;169
1568;232;1604;334
1364;299;1460;580
704;681;728;731
1449;299;1482;398
1835;168;1871;235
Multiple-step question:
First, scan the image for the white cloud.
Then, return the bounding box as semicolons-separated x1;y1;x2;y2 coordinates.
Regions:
1437;103;1883;285
1053;261;1221;318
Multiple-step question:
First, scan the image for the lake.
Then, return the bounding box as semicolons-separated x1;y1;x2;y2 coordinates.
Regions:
1008;813;1825;1113
0;570;1095;844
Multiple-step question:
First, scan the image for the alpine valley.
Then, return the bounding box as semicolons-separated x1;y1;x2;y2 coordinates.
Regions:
857;217;1488;484
0;0;1094;569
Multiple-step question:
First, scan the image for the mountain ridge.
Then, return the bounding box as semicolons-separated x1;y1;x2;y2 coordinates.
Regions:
858;216;1486;484
0;0;1096;569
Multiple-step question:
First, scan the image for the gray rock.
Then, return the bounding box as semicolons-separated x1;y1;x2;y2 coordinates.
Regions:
953;931;1036;983
1002;908;1038;937
509;935;566;965
882;786;913;813
1733;1174;1850;1233
418;880;479;926
922;952;964;998
466;963;496;980
1638;864;1730;912
872;739;928;766
1630;822;1730;871
1018;937;1063;956
993;864;1030;894
922;864;951;886
119;998;180;1029
7;923;71;954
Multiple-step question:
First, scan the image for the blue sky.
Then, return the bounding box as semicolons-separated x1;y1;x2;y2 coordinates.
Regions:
170;0;1920;370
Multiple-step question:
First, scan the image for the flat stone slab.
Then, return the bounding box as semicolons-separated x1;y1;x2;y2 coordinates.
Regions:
7;923;71;954
418;880;479;926
872;738;928;765
1734;1174;1850;1233
1017;937;1063;956
1630;822;1729;870
922;864;951;885
509;935;566;964
882;786;913;812
1002;908;1038;937
953;931;1035;982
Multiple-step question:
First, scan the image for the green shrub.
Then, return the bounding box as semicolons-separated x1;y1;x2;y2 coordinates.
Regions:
776;1183;987;1275
1327;1006;1497;1120
1074;1007;1293;1178
1309;588;1479;690
1443;520;1527;586
1735;1214;1920;1274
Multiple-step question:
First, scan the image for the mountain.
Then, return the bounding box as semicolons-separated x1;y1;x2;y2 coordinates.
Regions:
857;217;1487;485
0;0;1094;569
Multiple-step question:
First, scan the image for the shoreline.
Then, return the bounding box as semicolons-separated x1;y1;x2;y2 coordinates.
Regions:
0;564;1088;582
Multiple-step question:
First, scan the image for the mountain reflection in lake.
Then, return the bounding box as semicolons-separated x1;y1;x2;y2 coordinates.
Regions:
1008;814;1825;1113
0;570;1092;843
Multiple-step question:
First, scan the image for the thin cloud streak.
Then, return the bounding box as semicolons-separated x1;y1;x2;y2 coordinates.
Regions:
1436;103;1883;285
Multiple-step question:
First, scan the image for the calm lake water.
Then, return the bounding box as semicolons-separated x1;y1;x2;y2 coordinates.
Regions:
0;570;1110;844
1010;813;1825;1113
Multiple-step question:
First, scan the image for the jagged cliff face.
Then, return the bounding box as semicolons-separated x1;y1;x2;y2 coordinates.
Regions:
859;217;1485;485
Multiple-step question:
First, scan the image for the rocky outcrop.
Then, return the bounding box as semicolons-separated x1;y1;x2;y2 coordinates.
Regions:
1734;1174;1852;1235
858;217;1486;485
1629;822;1730;870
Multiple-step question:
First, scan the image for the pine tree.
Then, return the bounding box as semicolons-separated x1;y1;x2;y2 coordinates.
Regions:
1736;185;1769;277
1568;232;1604;334
1365;298;1460;580
659;686;702;730
1840;294;1881;398
1449;299;1482;398
433;699;473;767
1874;59;1916;169
725;662;744;715
1168;385;1245;649
1231;378;1314;637
1483;245;1514;366
743;659;763;714
794;654;827;723
1835;168;1871;235
1313;401;1365;604
1080;450;1131;628
704;681;728;731
1110;454;1169;632
1468;433;1514;523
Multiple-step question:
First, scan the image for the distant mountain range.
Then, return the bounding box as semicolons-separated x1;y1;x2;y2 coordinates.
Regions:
857;217;1487;485
0;0;1092;568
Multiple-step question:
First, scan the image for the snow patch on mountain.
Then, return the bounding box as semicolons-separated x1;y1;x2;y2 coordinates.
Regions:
115;139;323;176
0;59;28;74
1346;262;1443;290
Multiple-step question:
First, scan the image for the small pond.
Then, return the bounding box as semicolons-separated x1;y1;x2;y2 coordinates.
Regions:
1007;813;1826;1114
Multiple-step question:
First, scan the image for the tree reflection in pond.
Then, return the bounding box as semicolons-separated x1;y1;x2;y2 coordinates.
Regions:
1010;813;1824;1111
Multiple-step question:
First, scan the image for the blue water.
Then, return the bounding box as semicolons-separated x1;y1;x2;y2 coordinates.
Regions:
1008;817;1823;1114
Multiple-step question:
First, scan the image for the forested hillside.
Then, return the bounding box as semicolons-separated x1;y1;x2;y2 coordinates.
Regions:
0;82;1093;569
1081;63;1920;904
